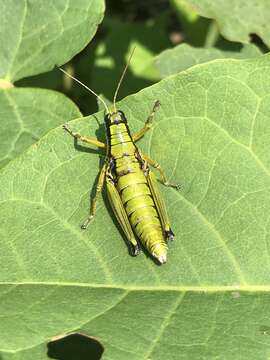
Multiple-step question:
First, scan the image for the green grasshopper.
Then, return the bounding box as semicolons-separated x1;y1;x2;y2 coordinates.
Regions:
60;50;179;264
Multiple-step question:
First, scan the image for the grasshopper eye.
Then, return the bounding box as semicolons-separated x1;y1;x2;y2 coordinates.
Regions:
118;110;127;123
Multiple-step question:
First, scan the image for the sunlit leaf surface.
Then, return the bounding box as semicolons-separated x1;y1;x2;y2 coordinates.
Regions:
1;54;270;359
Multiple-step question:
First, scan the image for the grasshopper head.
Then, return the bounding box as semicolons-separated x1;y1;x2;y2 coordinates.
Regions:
105;110;127;126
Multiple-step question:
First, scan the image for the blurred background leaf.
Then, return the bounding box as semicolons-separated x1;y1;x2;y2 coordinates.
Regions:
16;0;267;117
0;0;105;166
155;43;261;77
0;88;81;168
0;0;105;82
183;0;270;48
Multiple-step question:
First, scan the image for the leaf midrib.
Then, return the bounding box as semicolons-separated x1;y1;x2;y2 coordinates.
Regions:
1;282;270;292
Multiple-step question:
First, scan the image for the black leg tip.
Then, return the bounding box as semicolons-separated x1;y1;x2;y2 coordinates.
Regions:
165;229;174;242
131;244;141;256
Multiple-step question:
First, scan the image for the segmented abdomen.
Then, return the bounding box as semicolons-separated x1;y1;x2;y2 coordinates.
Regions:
109;122;167;259
116;165;167;257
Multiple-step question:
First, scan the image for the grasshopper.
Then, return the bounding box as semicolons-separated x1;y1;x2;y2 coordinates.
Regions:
60;50;179;264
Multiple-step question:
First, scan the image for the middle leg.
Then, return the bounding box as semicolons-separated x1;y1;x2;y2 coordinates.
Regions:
81;162;107;229
142;153;181;190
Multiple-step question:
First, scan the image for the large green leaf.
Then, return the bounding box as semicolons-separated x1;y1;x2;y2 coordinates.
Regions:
1;54;270;359
155;43;261;77
0;88;81;168
184;0;270;47
0;0;100;167
0;0;105;82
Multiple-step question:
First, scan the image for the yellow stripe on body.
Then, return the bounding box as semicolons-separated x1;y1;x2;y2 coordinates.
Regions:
125;194;154;215
116;156;141;175
110;142;134;159
121;183;151;204
110;124;131;145
137;220;161;237
117;172;147;191
130;206;157;225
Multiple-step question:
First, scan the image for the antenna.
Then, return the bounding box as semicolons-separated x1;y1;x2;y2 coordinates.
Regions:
113;46;136;112
59;67;109;114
